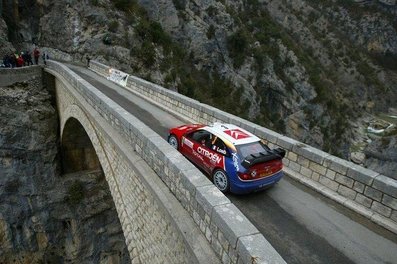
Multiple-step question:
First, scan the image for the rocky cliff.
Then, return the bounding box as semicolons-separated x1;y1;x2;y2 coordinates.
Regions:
0;68;129;263
0;1;395;174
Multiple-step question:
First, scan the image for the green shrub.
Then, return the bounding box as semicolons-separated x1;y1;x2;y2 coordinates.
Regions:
149;22;172;46
108;20;119;32
245;0;260;8
67;181;84;205
135;20;172;49
371;50;397;71
206;5;217;17
112;0;135;11
227;29;250;67
253;48;266;72
207;25;216;39
179;73;197;97
310;75;329;103
139;41;156;67
5;179;21;193
356;61;377;85
308;11;318;23
102;34;112;45
173;0;186;10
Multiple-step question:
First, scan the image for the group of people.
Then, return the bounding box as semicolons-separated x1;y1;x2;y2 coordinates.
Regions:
2;47;49;68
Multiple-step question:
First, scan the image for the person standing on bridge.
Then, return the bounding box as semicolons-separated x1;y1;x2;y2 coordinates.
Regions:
2;54;10;67
22;52;29;66
86;55;90;67
10;53;16;68
25;50;33;66
16;53;24;67
33;47;40;65
42;52;49;65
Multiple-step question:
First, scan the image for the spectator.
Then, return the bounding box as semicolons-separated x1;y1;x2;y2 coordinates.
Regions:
42;52;49;65
10;53;17;68
86;55;90;67
16;54;24;67
2;54;10;67
21;52;28;66
33;47;40;64
25;51;33;65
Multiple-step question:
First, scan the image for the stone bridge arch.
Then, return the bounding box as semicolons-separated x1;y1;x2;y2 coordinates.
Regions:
60;103;113;180
61;116;101;174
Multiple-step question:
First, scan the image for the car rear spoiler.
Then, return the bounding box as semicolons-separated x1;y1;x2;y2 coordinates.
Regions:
241;148;286;169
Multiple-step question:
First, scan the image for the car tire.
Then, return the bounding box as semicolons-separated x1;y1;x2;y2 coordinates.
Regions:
213;169;230;193
168;134;179;150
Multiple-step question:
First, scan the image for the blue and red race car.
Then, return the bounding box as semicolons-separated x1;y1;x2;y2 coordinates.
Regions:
168;123;286;194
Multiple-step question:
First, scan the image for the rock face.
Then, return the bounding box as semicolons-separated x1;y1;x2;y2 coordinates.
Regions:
365;136;397;179
0;17;14;55
0;69;129;263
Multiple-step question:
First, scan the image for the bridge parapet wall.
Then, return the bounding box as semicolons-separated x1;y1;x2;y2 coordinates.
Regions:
91;60;397;234
49;61;285;264
0;66;42;87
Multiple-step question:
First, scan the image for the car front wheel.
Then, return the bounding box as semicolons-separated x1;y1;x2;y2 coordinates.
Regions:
168;134;179;150
213;169;230;193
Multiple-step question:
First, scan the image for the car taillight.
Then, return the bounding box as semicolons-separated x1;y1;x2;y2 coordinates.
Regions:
238;172;251;180
238;159;283;181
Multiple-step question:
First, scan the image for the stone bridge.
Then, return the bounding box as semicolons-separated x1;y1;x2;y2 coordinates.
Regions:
45;61;285;264
42;59;397;263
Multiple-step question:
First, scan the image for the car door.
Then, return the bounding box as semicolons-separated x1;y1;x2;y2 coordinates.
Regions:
196;134;225;174
209;137;227;171
180;130;209;169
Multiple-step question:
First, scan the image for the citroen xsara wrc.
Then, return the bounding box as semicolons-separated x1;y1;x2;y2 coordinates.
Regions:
168;123;286;194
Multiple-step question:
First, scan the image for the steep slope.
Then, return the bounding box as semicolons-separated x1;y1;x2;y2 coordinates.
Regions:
1;0;396;175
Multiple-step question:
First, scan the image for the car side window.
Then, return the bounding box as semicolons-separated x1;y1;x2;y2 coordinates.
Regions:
187;130;212;146
211;137;229;156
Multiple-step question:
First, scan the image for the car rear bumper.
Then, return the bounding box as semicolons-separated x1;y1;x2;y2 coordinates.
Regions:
230;171;284;194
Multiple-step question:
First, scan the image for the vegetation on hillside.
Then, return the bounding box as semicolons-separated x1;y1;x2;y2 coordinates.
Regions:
98;0;394;157
106;0;247;118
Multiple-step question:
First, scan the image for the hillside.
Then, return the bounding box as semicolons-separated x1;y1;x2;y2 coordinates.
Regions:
1;0;396;177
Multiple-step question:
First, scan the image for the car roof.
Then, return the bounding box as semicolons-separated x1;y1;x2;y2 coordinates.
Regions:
203;123;260;145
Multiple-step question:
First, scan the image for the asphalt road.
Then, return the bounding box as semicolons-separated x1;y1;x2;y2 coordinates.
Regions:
65;64;397;264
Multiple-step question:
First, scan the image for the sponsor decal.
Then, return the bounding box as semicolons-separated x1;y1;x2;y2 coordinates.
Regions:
216;147;227;155
182;137;194;149
107;68;129;87
193;150;204;161
232;153;240;171
224;129;250;140
197;146;222;164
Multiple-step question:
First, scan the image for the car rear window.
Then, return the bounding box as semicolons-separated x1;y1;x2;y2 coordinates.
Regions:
236;141;270;158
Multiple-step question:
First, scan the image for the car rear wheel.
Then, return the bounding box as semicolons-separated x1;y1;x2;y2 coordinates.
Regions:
213;169;229;193
168;134;179;150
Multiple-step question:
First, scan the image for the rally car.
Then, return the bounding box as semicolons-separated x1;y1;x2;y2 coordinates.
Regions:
168;123;286;194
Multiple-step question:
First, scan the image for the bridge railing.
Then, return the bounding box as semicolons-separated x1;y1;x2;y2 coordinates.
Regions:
48;60;286;263
90;60;397;235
